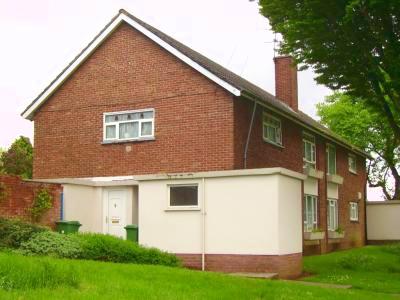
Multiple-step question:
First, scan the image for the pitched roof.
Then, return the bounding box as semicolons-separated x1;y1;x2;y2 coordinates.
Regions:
22;9;369;158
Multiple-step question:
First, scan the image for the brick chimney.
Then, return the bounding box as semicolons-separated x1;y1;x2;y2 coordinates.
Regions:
274;56;298;111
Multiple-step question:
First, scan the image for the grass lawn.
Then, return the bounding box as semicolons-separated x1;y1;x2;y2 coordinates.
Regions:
303;244;400;295
0;251;398;299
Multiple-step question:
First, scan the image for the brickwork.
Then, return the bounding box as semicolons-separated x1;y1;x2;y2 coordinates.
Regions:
274;56;298;111
0;175;62;228
176;253;303;279
33;23;235;179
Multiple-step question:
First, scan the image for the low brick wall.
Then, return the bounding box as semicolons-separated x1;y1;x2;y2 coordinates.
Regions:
0;175;62;228
176;253;303;279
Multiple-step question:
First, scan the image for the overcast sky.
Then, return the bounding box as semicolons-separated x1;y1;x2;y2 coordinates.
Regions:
0;0;382;199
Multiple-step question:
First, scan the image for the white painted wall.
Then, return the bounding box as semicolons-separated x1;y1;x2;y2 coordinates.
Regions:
327;183;339;199
367;201;400;241
63;184;103;233
138;173;303;255
63;184;136;234
278;175;303;254
304;178;318;196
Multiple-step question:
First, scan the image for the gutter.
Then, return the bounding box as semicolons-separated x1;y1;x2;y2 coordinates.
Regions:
201;177;206;271
244;101;257;168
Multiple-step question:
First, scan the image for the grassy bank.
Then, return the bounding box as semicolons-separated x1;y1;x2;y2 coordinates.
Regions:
0;251;396;299
303;244;400;294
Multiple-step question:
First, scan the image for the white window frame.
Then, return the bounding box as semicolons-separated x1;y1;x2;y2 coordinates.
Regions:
303;133;316;169
327;198;339;231
263;112;282;146
348;154;357;174
103;108;155;142
349;202;359;221
304;195;318;232
167;184;199;210
326;144;337;175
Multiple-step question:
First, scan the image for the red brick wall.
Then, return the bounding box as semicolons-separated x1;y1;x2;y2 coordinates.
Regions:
33;22;235;179
233;97;303;172
176;253;303;279
303;140;367;255
0;175;62;228
274;56;298;111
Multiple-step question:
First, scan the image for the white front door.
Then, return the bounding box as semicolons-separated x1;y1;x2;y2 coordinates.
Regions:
106;190;126;238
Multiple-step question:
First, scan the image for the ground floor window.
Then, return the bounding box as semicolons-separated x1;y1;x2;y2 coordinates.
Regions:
304;195;318;232
168;185;199;208
350;202;359;221
327;198;338;231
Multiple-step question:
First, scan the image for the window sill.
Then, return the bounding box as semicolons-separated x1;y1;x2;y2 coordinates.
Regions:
350;219;359;223
102;137;155;145
349;170;358;175
164;207;201;212
262;139;284;149
326;173;344;185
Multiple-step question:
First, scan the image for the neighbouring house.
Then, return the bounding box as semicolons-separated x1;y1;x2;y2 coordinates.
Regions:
22;9;369;278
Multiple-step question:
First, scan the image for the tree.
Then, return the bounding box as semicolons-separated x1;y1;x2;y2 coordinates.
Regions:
259;0;400;142
0;136;33;179
317;93;399;200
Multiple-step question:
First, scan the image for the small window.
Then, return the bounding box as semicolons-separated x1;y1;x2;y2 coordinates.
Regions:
327;198;338;231
326;144;336;175
169;185;198;207
263;113;282;146
304;195;318;232
303;133;316;169
348;154;357;173
103;109;154;141
350;202;359;221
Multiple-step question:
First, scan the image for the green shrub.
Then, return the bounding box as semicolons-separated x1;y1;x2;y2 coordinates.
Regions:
30;188;53;221
16;230;181;268
18;231;82;259
0;252;79;290
0;217;48;249
337;254;376;270
77;233;181;267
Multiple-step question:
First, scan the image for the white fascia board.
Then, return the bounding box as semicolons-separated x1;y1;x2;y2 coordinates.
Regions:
134;167;307;182
22;13;241;120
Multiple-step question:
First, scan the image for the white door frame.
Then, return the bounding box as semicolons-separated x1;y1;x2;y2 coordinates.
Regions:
102;187;131;236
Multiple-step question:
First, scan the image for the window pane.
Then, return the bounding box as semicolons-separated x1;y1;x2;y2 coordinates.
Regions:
105;115;115;123
140;111;153;119
327;146;336;174
170;186;198;206
119;122;138;139
106;125;116;139
141;121;152;136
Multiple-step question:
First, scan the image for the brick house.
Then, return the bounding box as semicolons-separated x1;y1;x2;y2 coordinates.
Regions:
22;9;368;278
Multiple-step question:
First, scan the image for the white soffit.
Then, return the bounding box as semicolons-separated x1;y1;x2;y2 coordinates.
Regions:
22;12;241;120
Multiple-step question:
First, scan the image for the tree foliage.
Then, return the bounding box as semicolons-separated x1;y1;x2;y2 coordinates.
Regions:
0;136;33;179
259;0;400;142
317;93;399;200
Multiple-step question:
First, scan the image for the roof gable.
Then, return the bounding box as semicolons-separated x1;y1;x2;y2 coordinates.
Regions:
21;10;241;120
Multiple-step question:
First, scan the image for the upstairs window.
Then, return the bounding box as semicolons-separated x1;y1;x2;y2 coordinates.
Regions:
303;133;316;169
350;202;359;221
348;154;357;174
326;144;336;175
104;109;154;142
263;113;282;146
